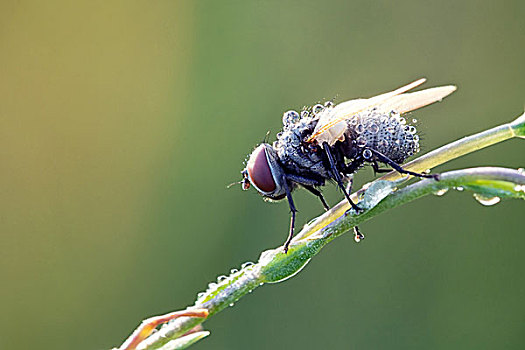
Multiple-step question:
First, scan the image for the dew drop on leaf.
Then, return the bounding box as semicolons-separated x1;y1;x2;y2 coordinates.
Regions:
473;193;501;206
433;188;449;196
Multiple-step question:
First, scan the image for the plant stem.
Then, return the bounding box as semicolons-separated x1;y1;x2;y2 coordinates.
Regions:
124;112;525;350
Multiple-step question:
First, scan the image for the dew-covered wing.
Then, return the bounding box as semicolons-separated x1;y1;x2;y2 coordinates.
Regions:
307;78;455;146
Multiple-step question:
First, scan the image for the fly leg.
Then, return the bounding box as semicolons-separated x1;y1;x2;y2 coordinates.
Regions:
338;174;365;243
368;148;440;180
301;184;330;211
285;173;329;211
282;178;297;254
371;160;393;174
322;142;361;212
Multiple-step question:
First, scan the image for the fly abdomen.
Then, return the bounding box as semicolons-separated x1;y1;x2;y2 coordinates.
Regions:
345;109;421;164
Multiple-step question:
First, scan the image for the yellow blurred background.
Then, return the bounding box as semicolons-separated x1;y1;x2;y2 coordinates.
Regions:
1;1;524;349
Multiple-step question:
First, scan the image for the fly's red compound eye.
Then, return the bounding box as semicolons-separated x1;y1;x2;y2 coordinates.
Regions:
246;145;276;193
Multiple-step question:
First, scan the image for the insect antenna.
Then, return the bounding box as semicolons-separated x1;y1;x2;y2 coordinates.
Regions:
226;181;242;189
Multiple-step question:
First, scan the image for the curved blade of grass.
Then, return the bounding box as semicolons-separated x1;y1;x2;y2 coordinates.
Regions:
136;166;524;350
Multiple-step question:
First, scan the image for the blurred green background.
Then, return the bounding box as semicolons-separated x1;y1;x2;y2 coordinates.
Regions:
1;1;524;349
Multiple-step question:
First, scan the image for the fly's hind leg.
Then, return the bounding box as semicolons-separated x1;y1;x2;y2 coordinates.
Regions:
368;148;440;180
371;160;393;174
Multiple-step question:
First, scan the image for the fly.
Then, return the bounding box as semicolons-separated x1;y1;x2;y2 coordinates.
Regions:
239;78;456;253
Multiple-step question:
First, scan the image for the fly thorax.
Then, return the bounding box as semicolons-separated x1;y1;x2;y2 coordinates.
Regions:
346;109;421;164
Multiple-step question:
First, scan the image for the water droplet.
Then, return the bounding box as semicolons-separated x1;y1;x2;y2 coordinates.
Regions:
412;118;418;123
368;123;379;133
349;117;358;126
363;149;372;159
197;292;205;298
408;126;417;134
230;268;238;274
229;303;235;307
282;110;300;125
354;235;362;243
259;282;264;286
312;104;324;115
356;136;367;147
473;193;501;206
248;289;253;293
208;282;217;289
379;139;389;148
324;100;334;108
217;275;228;282
300;110;310;118
241;262;254;269
456;186;464;191
433;188;449;196
355;123;365;134
514;184;525;192
413;135;420;142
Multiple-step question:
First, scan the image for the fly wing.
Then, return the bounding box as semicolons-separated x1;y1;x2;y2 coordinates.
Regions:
308;78;427;145
378;85;457;114
308;78;456;146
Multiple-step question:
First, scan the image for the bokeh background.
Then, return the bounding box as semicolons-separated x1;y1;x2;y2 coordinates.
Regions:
1;1;524;349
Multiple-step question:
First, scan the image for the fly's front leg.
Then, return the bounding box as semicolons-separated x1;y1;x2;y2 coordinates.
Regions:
282;178;297;254
322;142;361;212
368;148;440;180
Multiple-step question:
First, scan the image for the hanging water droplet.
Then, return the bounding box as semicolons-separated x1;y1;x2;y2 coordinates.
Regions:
433;188;449;196
408;126;417;134
300;110;310;118
229;303;235;307
456;186;464;191
355;123;365;134
324;100;334;108
197;292;205;298
208;282;217;289
248;289;253;293
230;268;238;274
473;193;501;206
412;118;418;123
217;275;228;282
